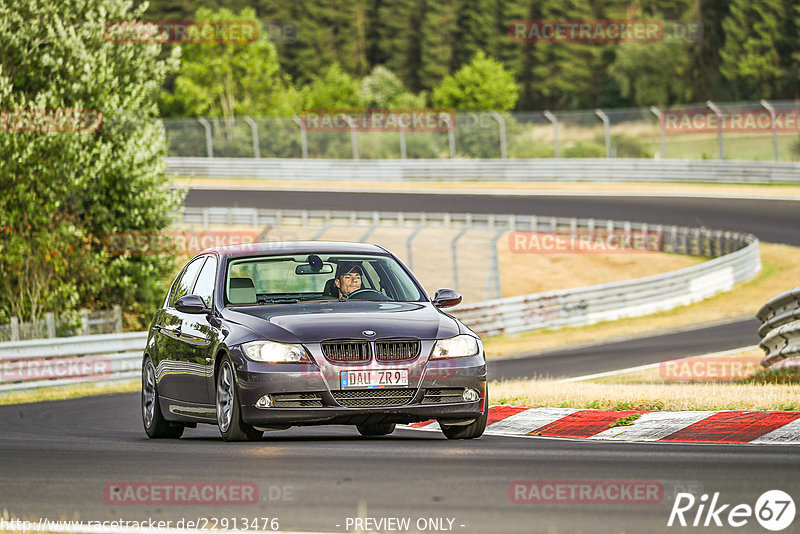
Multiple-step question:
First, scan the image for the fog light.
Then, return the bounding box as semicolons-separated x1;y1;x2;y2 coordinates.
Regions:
462;388;480;402
256;395;273;408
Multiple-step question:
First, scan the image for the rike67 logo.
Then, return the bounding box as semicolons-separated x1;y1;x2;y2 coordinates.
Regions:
668;490;795;531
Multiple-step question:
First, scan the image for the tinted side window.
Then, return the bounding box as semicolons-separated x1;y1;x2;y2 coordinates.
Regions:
169;257;206;308
192;255;217;308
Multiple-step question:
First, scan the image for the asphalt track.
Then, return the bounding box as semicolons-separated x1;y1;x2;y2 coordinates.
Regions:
184;189;800;245
490;317;761;381
1;393;798;534
1;189;797;534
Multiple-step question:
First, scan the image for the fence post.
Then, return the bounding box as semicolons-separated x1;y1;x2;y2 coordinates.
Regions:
595;109;611;158
10;317;19;342
544;111;560;158
441;113;456;159
406;223;426;270
197;118;213;158
706;101;724;160
343;115;359;160
650;106;667;159
760;100;779;163
490;111;507;159
292;116;308;159
451;227;470;292
244;116;260;158
45;312;56;339
485;229;506;300
392;113;407;159
113;305;123;333
80;309;89;336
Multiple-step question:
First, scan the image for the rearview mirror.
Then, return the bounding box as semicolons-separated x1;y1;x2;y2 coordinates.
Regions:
432;288;462;308
296;263;334;275
175;294;209;314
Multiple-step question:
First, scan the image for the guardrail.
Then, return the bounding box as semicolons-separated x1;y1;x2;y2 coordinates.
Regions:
188;207;761;336
166;157;800;184
756;287;800;369
0;209;760;392
0;332;146;392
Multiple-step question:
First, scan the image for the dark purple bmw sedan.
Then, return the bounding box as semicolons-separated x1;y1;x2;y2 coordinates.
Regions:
142;242;488;441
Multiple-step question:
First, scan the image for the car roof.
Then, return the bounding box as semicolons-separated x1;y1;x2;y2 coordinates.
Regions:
200;241;388;259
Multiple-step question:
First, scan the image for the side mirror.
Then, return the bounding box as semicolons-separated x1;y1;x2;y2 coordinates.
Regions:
175;294;209;314
432;288;462;308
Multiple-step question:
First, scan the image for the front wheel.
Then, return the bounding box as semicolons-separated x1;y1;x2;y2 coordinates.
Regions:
216;357;263;442
356;422;396;437
142;357;184;439
438;388;488;439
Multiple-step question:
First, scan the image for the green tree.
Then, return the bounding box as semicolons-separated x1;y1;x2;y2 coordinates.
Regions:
0;0;181;326
720;0;784;99
432;52;519;110
359;66;426;108
417;0;458;92
527;0;614;110
689;0;731;99
167;7;298;118
610;39;693;106
451;0;494;71
302;63;364;110
256;0;369;85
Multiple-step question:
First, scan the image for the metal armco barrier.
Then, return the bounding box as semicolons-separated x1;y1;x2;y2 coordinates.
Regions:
0;332;146;392
453;233;759;337
186;207;761;337
166;157;800;184
757;287;800;369
0;210;760;391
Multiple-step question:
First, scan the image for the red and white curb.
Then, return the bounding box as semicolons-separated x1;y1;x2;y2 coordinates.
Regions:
407;406;800;444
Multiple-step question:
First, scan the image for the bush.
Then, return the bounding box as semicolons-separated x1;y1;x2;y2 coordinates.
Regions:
563;142;606;158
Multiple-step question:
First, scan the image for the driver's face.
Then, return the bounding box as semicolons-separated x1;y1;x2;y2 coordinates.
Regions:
338;272;362;295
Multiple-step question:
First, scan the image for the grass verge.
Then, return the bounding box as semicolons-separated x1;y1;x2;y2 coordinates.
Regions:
175;177;800;199
0;381;138;406
489;378;800;411
489;346;800;411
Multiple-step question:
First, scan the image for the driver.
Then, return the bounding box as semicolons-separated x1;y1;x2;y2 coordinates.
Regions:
335;263;363;299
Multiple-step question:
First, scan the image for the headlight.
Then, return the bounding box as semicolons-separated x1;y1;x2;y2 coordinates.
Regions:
242;341;312;363
430;334;479;359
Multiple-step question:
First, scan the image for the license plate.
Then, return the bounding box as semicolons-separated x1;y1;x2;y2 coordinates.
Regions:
341;369;409;388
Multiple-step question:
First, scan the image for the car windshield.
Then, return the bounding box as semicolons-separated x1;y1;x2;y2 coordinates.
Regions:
225;253;425;305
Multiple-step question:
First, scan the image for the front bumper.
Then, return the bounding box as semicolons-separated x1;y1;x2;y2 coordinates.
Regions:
233;346;487;427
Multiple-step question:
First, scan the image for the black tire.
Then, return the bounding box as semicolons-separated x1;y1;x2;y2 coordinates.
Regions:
438;388;488;439
142;357;184;439
356;422;396;437
216;357;263;442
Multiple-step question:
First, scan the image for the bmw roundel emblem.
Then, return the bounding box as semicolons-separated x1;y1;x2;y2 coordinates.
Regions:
362;330;376;337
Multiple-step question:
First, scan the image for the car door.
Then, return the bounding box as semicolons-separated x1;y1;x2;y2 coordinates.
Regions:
175;254;221;406
152;256;205;402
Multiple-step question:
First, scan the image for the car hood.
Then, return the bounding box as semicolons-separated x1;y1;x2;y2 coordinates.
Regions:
222;301;461;343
